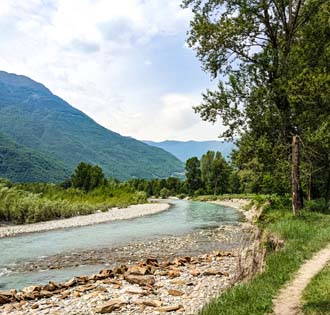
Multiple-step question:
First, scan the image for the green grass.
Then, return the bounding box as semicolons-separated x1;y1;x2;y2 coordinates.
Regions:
302;264;330;315
199;199;330;315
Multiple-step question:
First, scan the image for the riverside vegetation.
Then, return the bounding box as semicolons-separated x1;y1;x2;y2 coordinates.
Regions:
0;163;147;224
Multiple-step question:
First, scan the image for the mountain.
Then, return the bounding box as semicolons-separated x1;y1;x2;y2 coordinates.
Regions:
0;132;70;182
0;71;184;182
143;140;236;162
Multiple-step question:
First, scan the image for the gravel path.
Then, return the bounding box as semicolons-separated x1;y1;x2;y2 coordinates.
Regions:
272;244;330;315
0;203;170;238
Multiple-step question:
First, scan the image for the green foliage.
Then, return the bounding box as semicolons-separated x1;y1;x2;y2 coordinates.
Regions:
304;200;330;214
200;151;230;195
0;132;70;182
160;187;170;199
183;0;330;204
185;157;202;195
0;177;147;224
71;162;106;191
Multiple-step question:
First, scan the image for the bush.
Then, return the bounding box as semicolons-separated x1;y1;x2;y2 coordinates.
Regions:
304;199;330;214
160;187;170;199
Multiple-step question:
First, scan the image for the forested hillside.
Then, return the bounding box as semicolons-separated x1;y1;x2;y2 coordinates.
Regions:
0;132;69;182
0;71;184;182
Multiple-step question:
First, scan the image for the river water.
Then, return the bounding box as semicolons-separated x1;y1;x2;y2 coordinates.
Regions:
0;200;242;290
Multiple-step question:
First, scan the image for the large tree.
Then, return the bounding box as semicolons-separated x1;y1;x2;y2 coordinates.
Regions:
201;151;230;195
183;0;328;213
185;157;203;194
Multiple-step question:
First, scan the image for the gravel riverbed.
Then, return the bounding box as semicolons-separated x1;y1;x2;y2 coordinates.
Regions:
0;199;257;315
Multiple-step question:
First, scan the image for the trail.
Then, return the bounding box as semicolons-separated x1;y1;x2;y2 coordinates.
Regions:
272;244;330;315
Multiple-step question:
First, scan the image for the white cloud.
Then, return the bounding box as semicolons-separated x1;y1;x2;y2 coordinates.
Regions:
0;0;222;141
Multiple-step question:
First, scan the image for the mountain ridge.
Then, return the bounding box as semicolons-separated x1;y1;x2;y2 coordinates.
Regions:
143;140;236;162
0;71;184;182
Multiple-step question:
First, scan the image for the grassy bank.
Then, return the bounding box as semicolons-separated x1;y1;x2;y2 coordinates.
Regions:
200;196;330;315
0;179;147;224
302;264;330;314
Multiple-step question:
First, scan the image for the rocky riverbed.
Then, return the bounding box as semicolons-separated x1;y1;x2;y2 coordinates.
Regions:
0;199;259;314
0;250;241;315
6;224;247;274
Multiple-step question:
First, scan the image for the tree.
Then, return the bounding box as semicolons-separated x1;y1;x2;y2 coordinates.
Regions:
183;0;328;213
71;162;106;191
185;157;202;194
201;151;229;195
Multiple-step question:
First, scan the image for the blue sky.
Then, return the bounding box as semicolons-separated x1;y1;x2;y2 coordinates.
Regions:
0;0;224;141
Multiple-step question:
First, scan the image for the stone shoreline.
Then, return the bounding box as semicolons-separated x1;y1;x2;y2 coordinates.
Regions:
0;203;170;238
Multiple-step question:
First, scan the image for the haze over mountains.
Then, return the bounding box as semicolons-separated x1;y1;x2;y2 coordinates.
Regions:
0;71;184;182
144;140;236;162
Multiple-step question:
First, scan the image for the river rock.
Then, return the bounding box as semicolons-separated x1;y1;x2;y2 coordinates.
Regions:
135;299;163;307
203;269;225;276
155;305;184;312
168;289;184;297
95;299;126;313
124;275;155;287
190;269;201;277
167;270;181;278
127;265;148;275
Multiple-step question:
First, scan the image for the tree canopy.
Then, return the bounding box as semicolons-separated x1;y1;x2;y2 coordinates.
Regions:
183;0;330;211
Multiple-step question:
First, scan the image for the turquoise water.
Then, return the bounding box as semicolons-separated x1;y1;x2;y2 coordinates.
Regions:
0;200;241;290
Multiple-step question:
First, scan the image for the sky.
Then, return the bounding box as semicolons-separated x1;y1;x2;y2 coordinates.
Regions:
0;0;224;141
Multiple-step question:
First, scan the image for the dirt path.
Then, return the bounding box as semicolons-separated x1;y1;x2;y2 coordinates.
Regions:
272;244;330;315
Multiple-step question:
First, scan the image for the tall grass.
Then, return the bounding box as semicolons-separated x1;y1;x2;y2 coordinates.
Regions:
0;180;147;224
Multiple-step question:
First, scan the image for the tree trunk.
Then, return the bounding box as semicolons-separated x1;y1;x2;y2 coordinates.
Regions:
292;135;303;214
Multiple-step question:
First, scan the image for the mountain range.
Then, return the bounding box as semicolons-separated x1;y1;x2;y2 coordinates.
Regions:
143;140;236;162
0;71;184;182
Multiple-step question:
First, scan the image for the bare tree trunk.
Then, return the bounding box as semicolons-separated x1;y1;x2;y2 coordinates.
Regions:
292;135;303;215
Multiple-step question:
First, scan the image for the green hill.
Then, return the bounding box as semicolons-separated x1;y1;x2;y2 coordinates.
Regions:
0;132;70;182
0;71;184;182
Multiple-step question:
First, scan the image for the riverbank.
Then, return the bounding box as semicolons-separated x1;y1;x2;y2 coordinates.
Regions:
0;227;256;315
0;203;170;238
0;250;240;315
199;197;330;315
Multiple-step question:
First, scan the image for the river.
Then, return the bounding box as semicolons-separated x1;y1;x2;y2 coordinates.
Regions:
0;199;242;290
